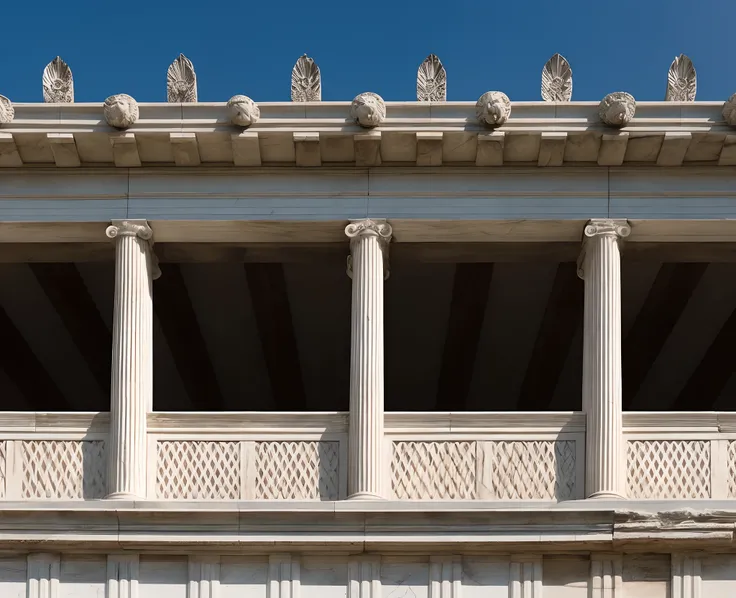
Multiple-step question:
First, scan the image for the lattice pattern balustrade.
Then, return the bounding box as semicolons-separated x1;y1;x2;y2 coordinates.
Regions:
0;441;5;499
22;440;106;499
255;441;339;500
728;441;736;498
391;441;477;499
627;440;711;499
156;441;240;500
483;440;576;500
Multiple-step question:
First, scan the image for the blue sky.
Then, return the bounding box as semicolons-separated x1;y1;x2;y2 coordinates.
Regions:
0;0;730;103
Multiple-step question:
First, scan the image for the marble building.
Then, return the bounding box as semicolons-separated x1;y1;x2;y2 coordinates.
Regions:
0;52;734;597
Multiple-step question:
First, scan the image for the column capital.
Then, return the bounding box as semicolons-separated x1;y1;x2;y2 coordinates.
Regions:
345;218;393;244
578;219;630;279
105;220;160;280
582;218;631;240
345;219;392;280
106;219;153;241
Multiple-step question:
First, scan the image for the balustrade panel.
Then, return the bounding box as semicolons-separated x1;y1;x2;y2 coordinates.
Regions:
623;412;736;500
148;412;348;501
385;413;585;501
0;413;108;500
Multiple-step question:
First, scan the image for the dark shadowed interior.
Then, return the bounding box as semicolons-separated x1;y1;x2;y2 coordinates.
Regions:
0;241;733;412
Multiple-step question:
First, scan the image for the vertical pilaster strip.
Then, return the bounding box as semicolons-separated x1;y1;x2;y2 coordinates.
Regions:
345;219;392;499
590;555;622;598
348;557;381;598
105;220;158;499
107;554;139;598
672;554;702;598
579;219;630;499
242;440;256;500
27;553;60;598
430;556;462;598
5;439;20;499
268;555;300;598
189;557;221;598
710;438;728;499
509;557;542;598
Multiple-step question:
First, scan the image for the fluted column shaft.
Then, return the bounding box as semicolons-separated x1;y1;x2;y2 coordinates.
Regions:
579;218;630;499
345;219;392;499
105;219;158;499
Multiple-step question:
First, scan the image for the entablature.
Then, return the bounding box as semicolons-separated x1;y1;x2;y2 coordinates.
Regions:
0;166;736;238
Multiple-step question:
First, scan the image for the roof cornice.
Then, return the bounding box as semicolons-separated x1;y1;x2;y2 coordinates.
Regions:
1;101;734;168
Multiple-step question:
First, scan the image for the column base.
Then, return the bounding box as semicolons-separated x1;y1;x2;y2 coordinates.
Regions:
586;491;626;500
105;491;144;500
347;491;385;500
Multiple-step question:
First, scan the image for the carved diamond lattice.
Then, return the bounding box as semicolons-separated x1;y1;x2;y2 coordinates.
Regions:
0;441;6;499
391;441;476;499
727;441;736;498
627;440;710;499
22;440;106;499
255;441;339;500
156;441;240;500
486;440;576;500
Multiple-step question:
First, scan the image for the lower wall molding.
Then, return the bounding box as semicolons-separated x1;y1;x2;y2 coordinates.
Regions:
27;553;60;598
0;551;730;598
589;554;622;598
107;554;139;598
672;554;702;598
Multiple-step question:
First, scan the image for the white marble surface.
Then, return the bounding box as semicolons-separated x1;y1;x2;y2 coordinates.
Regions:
139;558;187;598
0;557;25;598
381;561;429;598
59;557;105;598
541;558;587;598
220;558;267;598
622;555;669;598
0;553;735;598
462;559;508;598
302;559;348;598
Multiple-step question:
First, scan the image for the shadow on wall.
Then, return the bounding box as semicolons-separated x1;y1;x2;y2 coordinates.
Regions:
552;419;580;501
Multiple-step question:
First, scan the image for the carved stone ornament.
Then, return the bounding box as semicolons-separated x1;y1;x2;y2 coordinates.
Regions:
227;95;260;127
577;218;631;279
106;220;153;241
167;54;197;103
350;92;386;128
345;219;393;280
722;94;736;127
598;92;636;127
106;220;160;279
345;219;393;242
104;94;139;129
42;56;74;103
417;54;446;102
665;54;696;101
291;54;321;102
0;95;13;124
583;219;631;239
475;91;511;127
541;53;572;102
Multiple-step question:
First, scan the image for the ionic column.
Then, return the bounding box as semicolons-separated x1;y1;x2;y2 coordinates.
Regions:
578;218;630;499
345;218;392;499
105;219;159;499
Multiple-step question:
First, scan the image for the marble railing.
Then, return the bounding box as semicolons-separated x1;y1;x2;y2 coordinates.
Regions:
0;412;109;500
5;411;736;502
623;412;736;500
148;412;348;500
384;412;585;500
0;412;349;501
